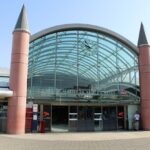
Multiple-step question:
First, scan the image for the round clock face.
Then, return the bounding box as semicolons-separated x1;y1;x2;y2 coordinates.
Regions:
80;39;97;56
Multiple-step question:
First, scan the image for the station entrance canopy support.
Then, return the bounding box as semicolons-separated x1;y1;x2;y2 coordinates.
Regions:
138;23;150;130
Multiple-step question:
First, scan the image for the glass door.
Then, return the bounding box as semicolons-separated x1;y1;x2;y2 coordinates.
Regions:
103;106;117;130
43;105;51;132
68;106;78;131
78;106;94;131
117;106;125;130
94;107;103;131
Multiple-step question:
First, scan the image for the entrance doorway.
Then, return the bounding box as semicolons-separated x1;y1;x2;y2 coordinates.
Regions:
50;105;126;132
43;105;51;132
68;105;126;132
103;106;117;130
77;106;94;131
52;106;68;132
102;106;125;130
93;107;103;131
0;102;7;133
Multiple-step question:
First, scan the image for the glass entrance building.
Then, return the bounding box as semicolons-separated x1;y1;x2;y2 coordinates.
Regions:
2;5;150;134
28;24;139;102
27;24;140;131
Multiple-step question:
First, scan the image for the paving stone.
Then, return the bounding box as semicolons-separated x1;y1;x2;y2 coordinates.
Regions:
0;132;150;150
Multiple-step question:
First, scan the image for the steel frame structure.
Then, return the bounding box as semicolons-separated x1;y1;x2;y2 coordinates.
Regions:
28;24;139;103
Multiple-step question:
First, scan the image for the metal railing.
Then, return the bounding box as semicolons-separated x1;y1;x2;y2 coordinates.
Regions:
27;88;140;102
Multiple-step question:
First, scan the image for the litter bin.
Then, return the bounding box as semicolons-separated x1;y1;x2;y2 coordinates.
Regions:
39;120;45;133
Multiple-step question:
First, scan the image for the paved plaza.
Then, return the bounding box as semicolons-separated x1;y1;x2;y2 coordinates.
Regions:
0;131;150;150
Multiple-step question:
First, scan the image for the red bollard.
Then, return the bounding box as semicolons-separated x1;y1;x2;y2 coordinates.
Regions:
39;120;45;133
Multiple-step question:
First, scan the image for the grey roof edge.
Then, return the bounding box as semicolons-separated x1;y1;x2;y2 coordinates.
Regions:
30;23;138;54
14;5;30;33
137;22;148;46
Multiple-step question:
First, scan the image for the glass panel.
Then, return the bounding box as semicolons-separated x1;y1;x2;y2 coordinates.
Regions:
28;29;139;103
0;76;9;88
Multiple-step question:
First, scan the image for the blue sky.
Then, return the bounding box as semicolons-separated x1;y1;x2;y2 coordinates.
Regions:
0;0;150;68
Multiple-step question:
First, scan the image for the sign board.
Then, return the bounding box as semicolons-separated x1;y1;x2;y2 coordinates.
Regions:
33;104;38;112
33;114;38;120
27;101;33;108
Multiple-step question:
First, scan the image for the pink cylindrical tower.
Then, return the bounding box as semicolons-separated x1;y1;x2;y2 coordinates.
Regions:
138;23;150;130
7;5;30;134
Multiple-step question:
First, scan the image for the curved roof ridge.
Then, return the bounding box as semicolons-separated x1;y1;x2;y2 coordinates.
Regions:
30;23;138;54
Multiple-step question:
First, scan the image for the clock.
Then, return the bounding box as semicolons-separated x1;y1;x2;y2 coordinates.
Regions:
80;39;97;56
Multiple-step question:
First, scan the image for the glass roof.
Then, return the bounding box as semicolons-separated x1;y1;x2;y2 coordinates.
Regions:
28;29;139;103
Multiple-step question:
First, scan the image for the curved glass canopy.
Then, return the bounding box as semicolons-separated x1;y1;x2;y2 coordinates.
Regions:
28;27;139;104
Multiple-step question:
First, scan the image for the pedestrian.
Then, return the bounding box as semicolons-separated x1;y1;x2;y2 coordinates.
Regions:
133;111;140;131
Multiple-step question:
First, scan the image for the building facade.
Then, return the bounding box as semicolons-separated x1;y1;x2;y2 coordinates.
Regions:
0;5;150;134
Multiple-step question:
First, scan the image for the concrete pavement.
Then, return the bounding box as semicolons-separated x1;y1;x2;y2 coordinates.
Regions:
1;131;150;150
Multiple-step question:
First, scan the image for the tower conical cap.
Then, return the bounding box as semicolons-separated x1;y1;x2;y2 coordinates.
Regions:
14;5;29;32
138;22;148;46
